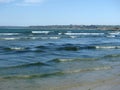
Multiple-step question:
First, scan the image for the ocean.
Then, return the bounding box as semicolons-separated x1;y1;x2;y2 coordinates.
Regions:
0;29;120;90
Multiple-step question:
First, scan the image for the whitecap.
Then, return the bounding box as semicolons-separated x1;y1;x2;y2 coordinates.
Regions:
0;33;20;36
32;31;50;34
10;47;26;50
109;32;120;35
95;46;120;49
64;33;104;36
49;37;60;39
0;37;20;40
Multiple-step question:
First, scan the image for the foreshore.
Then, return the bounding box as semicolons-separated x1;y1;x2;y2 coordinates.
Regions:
1;76;120;90
48;76;120;90
68;77;120;90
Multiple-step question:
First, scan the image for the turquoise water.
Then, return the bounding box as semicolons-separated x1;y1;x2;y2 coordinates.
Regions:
0;29;120;89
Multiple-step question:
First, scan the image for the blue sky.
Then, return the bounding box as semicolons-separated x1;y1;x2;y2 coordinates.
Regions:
0;0;120;26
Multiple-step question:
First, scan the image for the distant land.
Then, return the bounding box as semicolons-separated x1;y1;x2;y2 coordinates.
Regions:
0;25;120;30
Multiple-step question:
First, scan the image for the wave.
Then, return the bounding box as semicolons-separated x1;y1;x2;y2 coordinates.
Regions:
3;47;29;51
0;36;58;41
109;32;120;35
69;36;78;38
85;45;120;49
50;58;98;63
1;66;112;79
33;45;49;52
35;45;48;49
57;46;80;51
64;33;104;36
106;35;116;37
62;66;112;74
33;49;45;53
26;37;40;40
0;33;20;36
13;62;47;68
4;45;119;53
95;46;120;49
32;31;50;34
0;37;20;40
57;44;120;51
2;62;47;69
49;37;60;39
103;54;120;58
1;72;64;79
1;46;48;53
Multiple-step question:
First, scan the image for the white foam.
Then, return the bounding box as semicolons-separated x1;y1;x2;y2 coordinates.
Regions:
109;32;120;35
106;35;116;37
95;46;120;49
65;33;104;36
49;37;60;39
40;37;49;39
70;36;77;38
58;33;62;35
10;47;26;50
0;33;20;36
32;31;50;34
29;37;39;40
0;37;19;40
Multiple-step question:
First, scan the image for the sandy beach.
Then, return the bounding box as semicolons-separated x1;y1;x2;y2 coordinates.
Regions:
46;75;120;90
68;77;120;90
1;76;120;90
56;77;120;90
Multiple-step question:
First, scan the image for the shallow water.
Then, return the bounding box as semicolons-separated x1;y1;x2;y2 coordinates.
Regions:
0;29;120;89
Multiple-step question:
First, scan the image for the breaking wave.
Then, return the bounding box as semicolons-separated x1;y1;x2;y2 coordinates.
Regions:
3;47;29;52
57;44;120;51
32;31;50;34
64;32;104;36
62;66;112;74
95;46;120;49
0;33;20;36
0;37;21;40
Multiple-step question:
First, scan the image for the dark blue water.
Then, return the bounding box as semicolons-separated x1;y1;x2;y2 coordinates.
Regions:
0;29;120;89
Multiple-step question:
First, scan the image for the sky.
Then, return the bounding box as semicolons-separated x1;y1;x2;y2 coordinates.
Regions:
0;0;120;26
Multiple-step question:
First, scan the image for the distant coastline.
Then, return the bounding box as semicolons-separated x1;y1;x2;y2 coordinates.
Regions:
0;25;120;30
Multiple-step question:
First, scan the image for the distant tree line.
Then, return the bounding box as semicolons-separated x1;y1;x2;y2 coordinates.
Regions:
0;25;120;30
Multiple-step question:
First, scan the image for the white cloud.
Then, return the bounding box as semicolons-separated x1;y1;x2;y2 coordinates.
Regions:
0;0;14;3
17;0;45;6
23;0;44;4
0;0;45;6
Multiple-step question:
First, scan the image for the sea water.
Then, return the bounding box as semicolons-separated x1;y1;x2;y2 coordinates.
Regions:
0;29;120;90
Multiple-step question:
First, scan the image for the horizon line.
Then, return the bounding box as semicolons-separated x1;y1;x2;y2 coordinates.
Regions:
0;24;120;27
